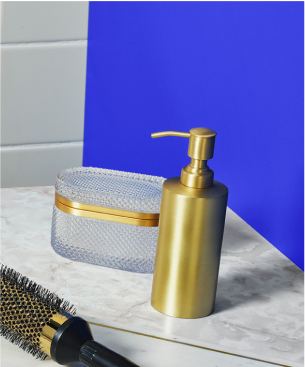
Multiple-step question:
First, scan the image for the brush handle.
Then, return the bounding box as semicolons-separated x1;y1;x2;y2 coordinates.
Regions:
80;340;138;367
51;317;139;366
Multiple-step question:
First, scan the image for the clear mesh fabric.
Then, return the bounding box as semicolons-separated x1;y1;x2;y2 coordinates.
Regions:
55;167;165;213
51;206;158;273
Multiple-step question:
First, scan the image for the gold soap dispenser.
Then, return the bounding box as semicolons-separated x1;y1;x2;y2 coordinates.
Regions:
151;128;228;319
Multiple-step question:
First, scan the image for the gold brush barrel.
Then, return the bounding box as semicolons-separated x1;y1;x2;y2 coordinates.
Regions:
0;265;75;360
151;128;228;318
40;312;69;356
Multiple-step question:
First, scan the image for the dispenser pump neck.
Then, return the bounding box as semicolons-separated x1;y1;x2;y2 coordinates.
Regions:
151;127;217;189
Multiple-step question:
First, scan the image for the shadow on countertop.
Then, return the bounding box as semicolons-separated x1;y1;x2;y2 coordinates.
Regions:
214;220;303;314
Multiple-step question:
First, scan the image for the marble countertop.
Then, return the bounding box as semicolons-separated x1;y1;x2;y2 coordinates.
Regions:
1;319;278;367
1;186;303;367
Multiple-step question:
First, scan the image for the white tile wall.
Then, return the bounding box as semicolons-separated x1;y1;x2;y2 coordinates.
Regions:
1;42;87;145
1;143;83;188
1;2;89;43
1;2;89;188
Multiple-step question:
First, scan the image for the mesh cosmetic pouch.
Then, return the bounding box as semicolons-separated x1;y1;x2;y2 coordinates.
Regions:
51;167;165;273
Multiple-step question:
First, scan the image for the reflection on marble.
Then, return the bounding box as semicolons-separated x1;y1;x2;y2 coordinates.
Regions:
1;186;303;367
1;322;280;367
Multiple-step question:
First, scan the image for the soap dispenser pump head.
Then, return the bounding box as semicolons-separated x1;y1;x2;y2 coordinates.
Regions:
151;127;217;189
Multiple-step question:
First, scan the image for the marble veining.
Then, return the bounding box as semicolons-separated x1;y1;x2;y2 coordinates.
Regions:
1;186;303;367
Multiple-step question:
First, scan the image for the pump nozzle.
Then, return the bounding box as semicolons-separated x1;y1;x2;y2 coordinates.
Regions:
151;127;217;189
151;131;191;139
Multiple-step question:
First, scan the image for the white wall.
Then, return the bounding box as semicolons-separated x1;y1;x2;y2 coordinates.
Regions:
1;1;89;188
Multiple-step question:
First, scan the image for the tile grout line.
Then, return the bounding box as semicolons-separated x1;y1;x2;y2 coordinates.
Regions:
89;322;293;367
1;141;84;150
1;39;87;48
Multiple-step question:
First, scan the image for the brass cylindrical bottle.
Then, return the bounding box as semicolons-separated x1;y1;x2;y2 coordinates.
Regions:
151;128;228;319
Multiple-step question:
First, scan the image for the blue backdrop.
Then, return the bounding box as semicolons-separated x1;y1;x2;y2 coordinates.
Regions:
83;2;304;270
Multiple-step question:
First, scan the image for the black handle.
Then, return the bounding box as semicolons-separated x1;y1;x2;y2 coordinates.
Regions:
80;340;139;367
51;317;139;366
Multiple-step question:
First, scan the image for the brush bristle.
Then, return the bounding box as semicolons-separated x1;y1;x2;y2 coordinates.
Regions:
0;263;77;360
0;264;76;315
0;327;48;360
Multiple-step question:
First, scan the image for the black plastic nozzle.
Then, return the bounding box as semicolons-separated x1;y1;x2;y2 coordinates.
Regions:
50;317;139;367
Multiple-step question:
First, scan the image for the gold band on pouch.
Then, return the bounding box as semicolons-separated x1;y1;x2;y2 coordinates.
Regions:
55;192;159;227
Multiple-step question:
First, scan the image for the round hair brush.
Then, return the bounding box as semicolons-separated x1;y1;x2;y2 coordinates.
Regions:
1;264;139;367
